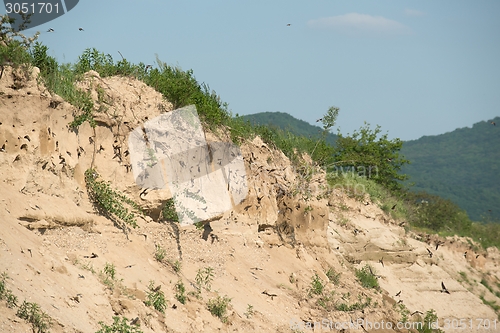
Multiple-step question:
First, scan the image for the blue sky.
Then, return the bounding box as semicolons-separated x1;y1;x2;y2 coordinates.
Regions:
5;0;500;141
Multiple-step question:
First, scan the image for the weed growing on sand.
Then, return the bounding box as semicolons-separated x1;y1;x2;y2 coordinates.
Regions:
244;304;255;319
355;265;380;290
308;274;325;296
16;300;52;333
161;198;179;222
395;302;410;323
85;168;141;230
480;295;500;315
207;295;232;323
145;281;167;313
167;259;182;273
317;291;335;310
195;267;215;292
335;295;372;312
174;280;186;304
415;309;445;333
154;244;166;262
325;267;341;285
96;316;143;333
100;262;120;289
0;272;18;308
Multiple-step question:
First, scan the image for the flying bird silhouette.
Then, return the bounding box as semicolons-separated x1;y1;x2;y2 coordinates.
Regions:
286;23;291;26
440;282;450;294
79;27;84;31
47;28;54;32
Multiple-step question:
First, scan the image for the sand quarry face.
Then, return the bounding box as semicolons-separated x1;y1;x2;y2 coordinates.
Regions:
0;66;499;333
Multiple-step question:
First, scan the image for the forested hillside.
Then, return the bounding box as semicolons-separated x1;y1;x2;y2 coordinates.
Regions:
242;111;337;146
401;117;500;221
244;112;500;222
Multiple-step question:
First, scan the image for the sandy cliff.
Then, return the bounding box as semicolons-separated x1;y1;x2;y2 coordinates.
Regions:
0;66;499;333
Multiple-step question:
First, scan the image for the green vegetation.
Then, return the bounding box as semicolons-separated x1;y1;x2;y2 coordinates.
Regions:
0;14;38;81
458;271;471;285
325;267;341;285
242;111;337;146
402;117;500;221
85;168;141;229
161;198;179;222
244;304;255;319
96;316;143;333
145;281;167;313
154;244;166;262
100;262;119;289
195;267;214;292
16;300;52;333
355;265;380;290
1;272;51;332
168;259;182;273
335;294;372;312
174;280;187;305
415;309;445;333
0;272;18;308
308;274;325;296
332;122;409;192
207;295;232;323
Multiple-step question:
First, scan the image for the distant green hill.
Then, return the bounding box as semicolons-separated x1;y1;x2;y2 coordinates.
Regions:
241;112;337;146
243;111;500;222
401;116;500;222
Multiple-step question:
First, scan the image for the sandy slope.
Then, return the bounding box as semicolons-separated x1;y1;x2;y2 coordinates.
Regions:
0;66;499;333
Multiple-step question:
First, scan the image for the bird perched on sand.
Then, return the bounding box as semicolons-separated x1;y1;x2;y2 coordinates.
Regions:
440;282;450;294
426;248;433;258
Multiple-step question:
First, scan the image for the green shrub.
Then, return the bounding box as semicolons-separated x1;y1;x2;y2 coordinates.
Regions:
30;42;57;76
16;300;52;333
416;309;444;333
207;295;232;323
145;281;166;313
309;274;324;296
195;267;214;292
0;14;38;79
335;295;371;312
154;244;166;262
325;267;341;285
85;168;141;229
355;265;379;290
0;272;17;308
174;280;186;304
161;198;179;222
96;316;143;333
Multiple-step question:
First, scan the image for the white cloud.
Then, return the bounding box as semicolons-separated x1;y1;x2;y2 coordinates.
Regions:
307;13;412;37
404;9;426;17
